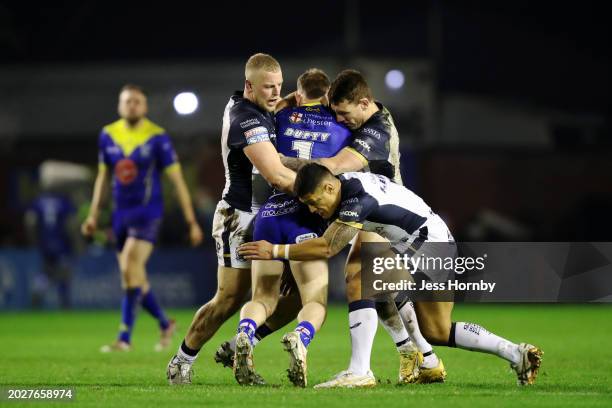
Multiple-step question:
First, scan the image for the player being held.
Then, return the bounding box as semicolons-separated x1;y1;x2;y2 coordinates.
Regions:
231;68;351;387
216;68;435;387
82;84;203;352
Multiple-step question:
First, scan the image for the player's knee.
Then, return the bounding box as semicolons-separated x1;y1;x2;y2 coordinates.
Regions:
210;292;243;317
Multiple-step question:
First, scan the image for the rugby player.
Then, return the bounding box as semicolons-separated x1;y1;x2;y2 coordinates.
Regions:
82;84;203;352
166;53;296;385
240;164;544;387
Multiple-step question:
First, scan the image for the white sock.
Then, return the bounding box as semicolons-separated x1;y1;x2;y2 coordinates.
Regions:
397;300;439;368
347;300;378;376
176;344;198;364
376;300;412;350
453;322;521;365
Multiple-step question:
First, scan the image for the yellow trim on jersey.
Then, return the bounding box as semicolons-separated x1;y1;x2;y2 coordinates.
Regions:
163;162;181;174
301;102;322;107
335;219;363;230
344;147;369;165
103;118;165;157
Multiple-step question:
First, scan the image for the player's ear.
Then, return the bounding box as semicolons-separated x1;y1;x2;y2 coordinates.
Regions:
245;79;253;93
359;98;370;111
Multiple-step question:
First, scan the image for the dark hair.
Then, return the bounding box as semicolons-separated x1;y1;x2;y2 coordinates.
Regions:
294;163;334;197
297;68;330;100
120;84;146;96
329;69;373;105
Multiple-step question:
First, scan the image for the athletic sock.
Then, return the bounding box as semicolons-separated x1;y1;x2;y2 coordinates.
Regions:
237;318;257;344
375;300;411;350
396;299;439;368
118;287;142;344
347;300;378;376
451;322;521;365
295;321;316;347
253;323;273;346
140;289;170;330
175;339;200;364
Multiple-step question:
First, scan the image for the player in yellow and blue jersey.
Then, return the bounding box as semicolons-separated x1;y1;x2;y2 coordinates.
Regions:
82;84;203;352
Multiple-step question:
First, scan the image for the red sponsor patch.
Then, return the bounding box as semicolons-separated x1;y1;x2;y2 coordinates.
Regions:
115;159;138;185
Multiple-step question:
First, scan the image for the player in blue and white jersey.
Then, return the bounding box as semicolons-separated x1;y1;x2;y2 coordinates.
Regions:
241;164;545;387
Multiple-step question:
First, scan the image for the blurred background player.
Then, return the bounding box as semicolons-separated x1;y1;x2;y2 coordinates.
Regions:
25;189;77;309
81;84;203;352
231;68;352;387
166;53;296;385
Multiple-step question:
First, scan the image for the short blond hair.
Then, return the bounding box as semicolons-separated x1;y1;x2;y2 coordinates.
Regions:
245;53;281;80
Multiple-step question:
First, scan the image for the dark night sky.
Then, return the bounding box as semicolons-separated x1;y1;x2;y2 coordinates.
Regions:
1;1;609;115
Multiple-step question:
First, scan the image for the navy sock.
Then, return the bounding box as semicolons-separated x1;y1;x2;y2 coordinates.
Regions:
118;288;142;343
254;324;273;342
140;290;169;330
295;320;316;347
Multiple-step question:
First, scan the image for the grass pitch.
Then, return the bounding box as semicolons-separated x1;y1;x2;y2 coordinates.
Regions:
1;304;611;407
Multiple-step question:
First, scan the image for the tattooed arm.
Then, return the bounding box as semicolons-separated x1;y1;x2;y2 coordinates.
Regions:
238;220;360;261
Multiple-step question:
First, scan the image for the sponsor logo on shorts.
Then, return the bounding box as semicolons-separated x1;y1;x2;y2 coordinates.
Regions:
240;118;260;128
295;232;318;243
353;138;371;152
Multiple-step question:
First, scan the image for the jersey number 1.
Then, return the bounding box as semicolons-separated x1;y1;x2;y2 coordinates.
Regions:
291;140;314;159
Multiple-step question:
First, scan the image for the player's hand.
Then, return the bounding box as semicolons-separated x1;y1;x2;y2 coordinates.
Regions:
188;222;204;247
238;240;273;260
81;215;97;237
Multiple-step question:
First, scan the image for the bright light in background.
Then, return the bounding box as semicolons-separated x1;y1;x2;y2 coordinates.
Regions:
173;92;199;115
385;69;405;90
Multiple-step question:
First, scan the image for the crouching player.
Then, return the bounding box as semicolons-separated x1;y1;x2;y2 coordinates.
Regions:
240;164;544;386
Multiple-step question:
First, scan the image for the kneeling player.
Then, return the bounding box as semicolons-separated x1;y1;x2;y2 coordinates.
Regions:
233;193;328;387
240;164;544;386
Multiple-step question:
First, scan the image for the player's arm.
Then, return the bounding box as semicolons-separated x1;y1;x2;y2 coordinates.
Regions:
274;92;297;113
244;141;296;193
164;164;203;246
279;146;367;174
81;164;109;237
239;220;360;261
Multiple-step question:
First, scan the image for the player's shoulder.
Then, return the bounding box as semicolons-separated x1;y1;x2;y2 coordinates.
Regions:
142;119;166;136
355;102;393;140
339;173;368;196
102;119;123;135
229;92;271;126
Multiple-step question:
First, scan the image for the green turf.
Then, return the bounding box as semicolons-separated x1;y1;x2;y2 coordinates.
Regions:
1;304;611;407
